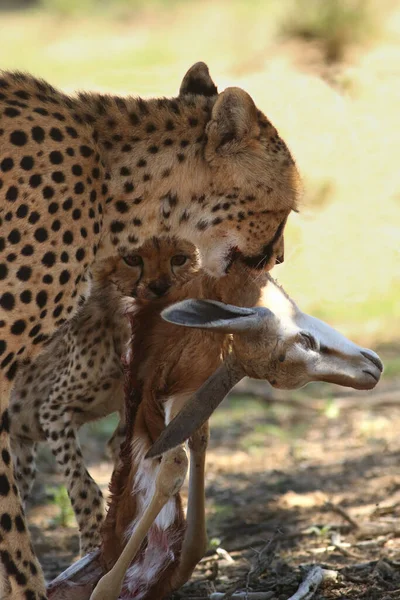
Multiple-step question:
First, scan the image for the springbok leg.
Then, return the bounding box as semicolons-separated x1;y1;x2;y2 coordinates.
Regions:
106;410;126;464
172;421;210;589
89;444;189;600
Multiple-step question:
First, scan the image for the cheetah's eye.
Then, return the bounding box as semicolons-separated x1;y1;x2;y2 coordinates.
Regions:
171;255;188;267
123;255;143;268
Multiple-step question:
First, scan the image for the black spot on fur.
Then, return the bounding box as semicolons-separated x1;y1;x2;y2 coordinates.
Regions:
31;126;45;143
241;218;287;269
49;150;63;164
20;156;34;170
0;474;11;496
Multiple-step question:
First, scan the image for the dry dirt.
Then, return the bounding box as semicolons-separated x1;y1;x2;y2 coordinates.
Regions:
27;373;400;600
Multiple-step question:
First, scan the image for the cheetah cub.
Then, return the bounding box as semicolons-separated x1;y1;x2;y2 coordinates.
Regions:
10;237;198;555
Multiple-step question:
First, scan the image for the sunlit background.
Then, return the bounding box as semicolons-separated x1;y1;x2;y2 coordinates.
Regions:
4;1;400;589
1;0;399;350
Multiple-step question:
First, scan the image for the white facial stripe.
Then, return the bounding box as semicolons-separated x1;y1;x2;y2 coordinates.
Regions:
260;277;381;390
262;278;359;356
296;312;360;355
261;278;298;321
196;235;239;277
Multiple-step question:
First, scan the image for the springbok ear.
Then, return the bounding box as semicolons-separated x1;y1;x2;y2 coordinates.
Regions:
161;299;269;333
179;62;218;97
206;87;260;153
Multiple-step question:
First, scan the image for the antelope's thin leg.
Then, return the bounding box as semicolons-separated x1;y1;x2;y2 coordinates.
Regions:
173;421;210;589
89;444;188;600
106;411;126;464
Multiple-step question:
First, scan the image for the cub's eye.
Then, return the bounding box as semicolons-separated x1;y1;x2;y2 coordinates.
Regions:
171;255;188;267
123;255;143;268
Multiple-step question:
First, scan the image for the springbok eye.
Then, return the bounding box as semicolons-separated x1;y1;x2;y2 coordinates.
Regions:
123;255;143;268
300;332;318;351
171;255;188;267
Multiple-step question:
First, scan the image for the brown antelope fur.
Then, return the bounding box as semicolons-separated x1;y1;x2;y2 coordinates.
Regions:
9;237;198;556
90;262;271;600
0;60;300;598
46;259;382;600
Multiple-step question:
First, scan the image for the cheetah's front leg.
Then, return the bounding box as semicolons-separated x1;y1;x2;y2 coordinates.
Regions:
0;380;47;600
10;436;38;505
38;404;105;555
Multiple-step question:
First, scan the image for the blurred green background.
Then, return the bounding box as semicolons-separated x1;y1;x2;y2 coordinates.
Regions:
1;0;399;359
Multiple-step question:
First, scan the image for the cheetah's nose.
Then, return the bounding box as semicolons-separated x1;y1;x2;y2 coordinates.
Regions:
148;280;171;297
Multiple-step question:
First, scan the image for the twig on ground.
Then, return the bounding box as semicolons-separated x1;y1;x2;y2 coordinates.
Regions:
307;546;338;555
341;560;378;571
325;534;391;555
216;547;235;563
355;523;400;539
247;536;278;578
226;523;353;552
245;533;280;596
212;535;279;600
354;536;390;548
286;566;338;600
370;502;400;518
307;541;359;558
325;502;360;529
210;594;274;600
330;532;360;558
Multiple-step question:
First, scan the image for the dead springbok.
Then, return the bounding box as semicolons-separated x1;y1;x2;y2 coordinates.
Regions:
47;262;383;600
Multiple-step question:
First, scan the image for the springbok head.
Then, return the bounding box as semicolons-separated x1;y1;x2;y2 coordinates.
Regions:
146;281;383;458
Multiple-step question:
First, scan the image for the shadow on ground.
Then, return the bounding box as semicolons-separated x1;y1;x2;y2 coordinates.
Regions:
27;375;400;599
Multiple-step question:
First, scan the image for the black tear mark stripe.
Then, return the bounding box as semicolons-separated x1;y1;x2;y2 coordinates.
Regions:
242;217;287;269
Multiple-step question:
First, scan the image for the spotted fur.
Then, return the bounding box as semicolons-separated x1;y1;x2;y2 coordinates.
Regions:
9;237;197;555
0;62;299;598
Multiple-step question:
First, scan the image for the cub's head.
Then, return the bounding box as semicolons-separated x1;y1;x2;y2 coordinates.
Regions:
96;237;198;301
178;62;301;276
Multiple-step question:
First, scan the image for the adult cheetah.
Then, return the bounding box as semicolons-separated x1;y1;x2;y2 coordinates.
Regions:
0;61;300;598
10;236;198;557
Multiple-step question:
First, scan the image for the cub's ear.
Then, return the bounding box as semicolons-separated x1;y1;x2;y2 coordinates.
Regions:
205;87;260;155
179;62;218;97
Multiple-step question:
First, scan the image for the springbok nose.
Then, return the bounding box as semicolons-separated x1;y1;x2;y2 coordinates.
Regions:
361;350;383;372
148;280;171;297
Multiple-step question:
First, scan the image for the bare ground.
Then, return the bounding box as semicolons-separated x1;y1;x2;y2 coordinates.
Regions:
26;367;400;600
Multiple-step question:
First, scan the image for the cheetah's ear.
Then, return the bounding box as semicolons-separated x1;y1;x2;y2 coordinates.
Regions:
179;62;218;97
205;87;260;155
